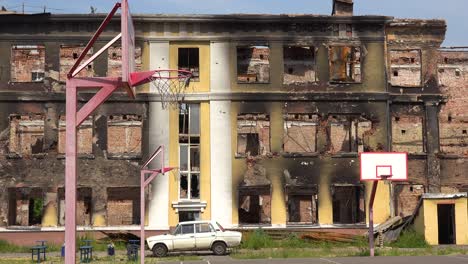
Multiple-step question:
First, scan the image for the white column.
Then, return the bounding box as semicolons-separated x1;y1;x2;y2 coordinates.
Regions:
147;41;170;229
210;42;233;227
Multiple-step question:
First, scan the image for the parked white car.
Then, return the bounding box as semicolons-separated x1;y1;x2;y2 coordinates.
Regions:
147;220;242;257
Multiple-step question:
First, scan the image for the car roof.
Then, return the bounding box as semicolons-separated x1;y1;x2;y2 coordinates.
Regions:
177;220;215;225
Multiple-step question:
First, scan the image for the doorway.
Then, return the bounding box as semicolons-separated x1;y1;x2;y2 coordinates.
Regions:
437;204;456;244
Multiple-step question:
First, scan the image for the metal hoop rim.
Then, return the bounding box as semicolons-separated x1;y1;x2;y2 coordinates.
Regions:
151;69;193;80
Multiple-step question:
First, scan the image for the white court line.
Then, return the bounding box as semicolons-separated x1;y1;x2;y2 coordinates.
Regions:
320;258;343;264
447;255;468;260
206;260;211;264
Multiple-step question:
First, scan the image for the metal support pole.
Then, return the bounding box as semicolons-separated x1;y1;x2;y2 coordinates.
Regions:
140;171;145;264
65;83;77;263
368;180;379;257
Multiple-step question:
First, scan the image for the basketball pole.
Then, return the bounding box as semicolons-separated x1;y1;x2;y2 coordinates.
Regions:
368;180;379;257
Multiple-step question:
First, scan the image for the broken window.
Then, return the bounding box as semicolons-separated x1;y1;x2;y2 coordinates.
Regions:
328;115;372;153
392;115;424;153
179;104;200;200
237;114;270;156
9;114;45;157
8;188;44;226
390;50;422;87
178;211;200;222
10;45;45;82
283;46;316;86
107;115;142;157
284;114;318;153
59;45;94;81
178;48;200;81
285;185;318;224
58;116;93;155
237;45;270;83
394;184;424;217
107;187;140;225
58;187;92;226
238;186;271;225
329;46;361;83
332;185;365;224
107;46;142;77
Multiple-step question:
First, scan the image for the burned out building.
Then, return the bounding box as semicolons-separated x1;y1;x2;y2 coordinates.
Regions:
0;0;467;245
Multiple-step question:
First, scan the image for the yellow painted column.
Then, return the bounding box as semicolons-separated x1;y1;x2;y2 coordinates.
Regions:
41;192;58;227
365;181;391;224
318;159;333;225
200;102;211;220
423;200;438;245
454;198;468;245
270;102;286;226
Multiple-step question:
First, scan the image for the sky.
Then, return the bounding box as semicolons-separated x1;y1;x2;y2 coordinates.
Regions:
1;0;466;46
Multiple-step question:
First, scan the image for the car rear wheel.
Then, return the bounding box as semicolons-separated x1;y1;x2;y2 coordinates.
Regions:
152;243;168;257
212;241;227;255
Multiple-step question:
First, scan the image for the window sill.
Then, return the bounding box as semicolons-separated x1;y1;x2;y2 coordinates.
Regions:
282;152;319;158
56;154;95;160
107;154;141;160
331;152;359;158
407;153;427;158
235;153;275;159
172;200;207;213
329;81;362;85
6;153;47;159
236;81;271;85
437;153;467;159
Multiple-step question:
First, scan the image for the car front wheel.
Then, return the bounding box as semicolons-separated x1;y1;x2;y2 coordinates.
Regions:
212;241;227;255
152;243;168;257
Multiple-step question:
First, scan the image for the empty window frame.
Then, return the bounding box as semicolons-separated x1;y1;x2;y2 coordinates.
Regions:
285;185;318;224
107;187;140;225
332;185;365;224
9;114;45;156
8;188;44;226
107;46;142;77
329;46;361;83
237;45;270;83
10;45;45;82
178;48;200;81
59;45;94;81
178;211;200;222
58;187;92;226
392;115;425;153
237;114;270;156
58;116;93;155
283;46;317;85
283;114;318;153
179;104;200;200
328;115;372;153
238;186;271;224
107;115;142;156
390;50;422;87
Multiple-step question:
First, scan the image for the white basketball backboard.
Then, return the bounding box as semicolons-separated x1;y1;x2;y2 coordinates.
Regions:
360;152;407;181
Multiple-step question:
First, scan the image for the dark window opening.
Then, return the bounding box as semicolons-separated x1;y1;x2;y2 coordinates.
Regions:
237;45;270;83
73;53;78;59
8;188;43;226
287;192;318;224
448;116;452;122
393;70;399;77
178;48;200;81
401;130;406;134
444;57;448;64
332;186;365;224
238;194;271;224
463;130;467;135
237;114;270;156
455;70;461;77
437;204;456;244
283;46;316;85
179;211;200;222
28;198;43;226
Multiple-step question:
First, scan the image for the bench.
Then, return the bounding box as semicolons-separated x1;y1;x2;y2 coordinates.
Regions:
79;245;93;263
31;245;47;263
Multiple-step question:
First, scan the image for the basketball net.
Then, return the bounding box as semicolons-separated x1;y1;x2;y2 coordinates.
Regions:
149;69;192;109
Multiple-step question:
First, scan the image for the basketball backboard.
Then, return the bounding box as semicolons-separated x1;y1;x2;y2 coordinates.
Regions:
360;152;407;181
121;0;136;98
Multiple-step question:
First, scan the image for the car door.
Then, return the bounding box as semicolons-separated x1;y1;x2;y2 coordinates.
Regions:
195;223;216;249
172;224;196;250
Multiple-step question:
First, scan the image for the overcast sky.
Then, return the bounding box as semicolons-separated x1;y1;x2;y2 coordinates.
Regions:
1;0;466;46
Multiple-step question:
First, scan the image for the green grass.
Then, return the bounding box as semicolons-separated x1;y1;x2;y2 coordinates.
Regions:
0;255;202;264
388;228;430;248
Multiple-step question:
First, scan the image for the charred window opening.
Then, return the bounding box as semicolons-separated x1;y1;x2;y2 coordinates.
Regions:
58;187;92;226
283;46;316;86
8;188;43;226
237;45;270;83
107;46;142;77
58;116;93;155
390;50;422;87
9;114;45;157
10;45;45;83
392;115;425;153
178;211;200;222
178;48;200;81
237;114;270;156
332;185;365;224
238;186;271;225
328;115;372;153
329;46;361;83
394;184;424;217
59;45;94;81
285;185;318;224
107;187;140;225
284;114;318;153
107;115;142;157
179;104;200;200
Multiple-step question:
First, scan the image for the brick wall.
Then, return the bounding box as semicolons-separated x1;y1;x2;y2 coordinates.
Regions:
107;115;142;155
107;187;140;226
59;45;94;81
329;116;372;153
390;50;422;87
284;114;318;153
283;46;316;85
394;184;424;217
392;115;424;153
237;114;270;155
57;117;93;154
237;46;270;83
9;114;45;156
10;45;45;82
107;46;142;77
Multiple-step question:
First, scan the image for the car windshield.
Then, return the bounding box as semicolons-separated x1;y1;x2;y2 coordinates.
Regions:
173;224;181;235
215;222;225;232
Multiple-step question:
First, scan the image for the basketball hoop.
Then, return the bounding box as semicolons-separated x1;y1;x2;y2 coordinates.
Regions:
149;69;192;109
379;175;392;184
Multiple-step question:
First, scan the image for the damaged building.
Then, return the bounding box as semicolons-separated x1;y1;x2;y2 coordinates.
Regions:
0;0;467;246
